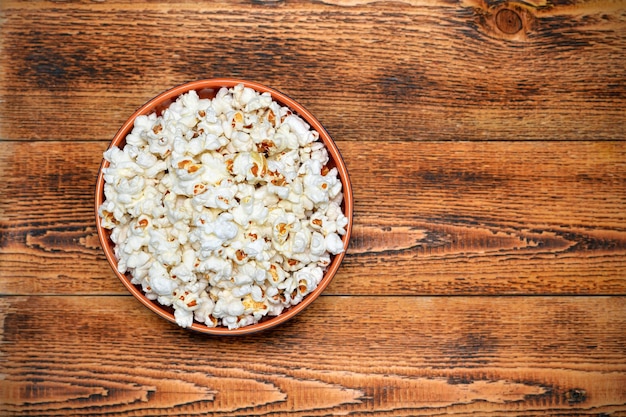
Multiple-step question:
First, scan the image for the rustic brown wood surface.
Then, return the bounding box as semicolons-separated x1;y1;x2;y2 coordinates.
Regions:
1;0;625;416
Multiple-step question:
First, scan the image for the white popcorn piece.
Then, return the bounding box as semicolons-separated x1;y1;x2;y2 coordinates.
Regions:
214;213;239;240
126;251;151;269
242;292;269;320
211;87;234;114
232;151;267;183
310;232;327;257
244;237;270;261
197;255;233;283
235;85;256;106
231;131;254;152
199;153;229;185
99;84;347;330
173;288;201;312
293;265;324;296
125;114;153;147
282;115;318;146
192;179;237;210
174;308;194;328
148;261;178;296
325;233;345;255
148;228;181;267
267;263;287;286
291;229;311;254
194;295;216;326
306;141;330;166
170;262;195;283
271;215;292;245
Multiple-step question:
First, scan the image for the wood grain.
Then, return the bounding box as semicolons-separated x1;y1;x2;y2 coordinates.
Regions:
1;295;625;416
1;0;625;414
0;0;624;142
1;140;625;295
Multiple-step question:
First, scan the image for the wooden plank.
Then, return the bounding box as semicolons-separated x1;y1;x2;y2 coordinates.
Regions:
1;140;625;295
0;295;624;416
0;1;624;141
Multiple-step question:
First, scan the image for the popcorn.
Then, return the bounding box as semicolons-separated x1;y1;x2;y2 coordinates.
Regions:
310;232;327;257
148;261;178;296
325;233;345;255
282;115;319;146
99;84;347;330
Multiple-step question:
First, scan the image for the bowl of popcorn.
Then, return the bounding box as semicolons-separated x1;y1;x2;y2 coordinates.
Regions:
95;79;353;334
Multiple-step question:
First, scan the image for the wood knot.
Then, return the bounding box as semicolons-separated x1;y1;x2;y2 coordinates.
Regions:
473;2;536;41
495;9;522;34
564;388;587;404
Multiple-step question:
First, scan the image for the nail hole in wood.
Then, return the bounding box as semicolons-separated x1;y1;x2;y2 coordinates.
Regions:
495;9;523;34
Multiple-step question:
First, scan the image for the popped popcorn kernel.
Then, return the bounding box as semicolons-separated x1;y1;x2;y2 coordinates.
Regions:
99;84;347;330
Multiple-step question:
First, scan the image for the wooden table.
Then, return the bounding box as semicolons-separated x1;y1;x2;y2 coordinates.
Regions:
1;0;625;415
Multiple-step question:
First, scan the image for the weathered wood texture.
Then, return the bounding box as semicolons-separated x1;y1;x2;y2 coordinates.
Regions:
1;0;625;415
1;141;625;295
0;0;625;142
1;296;625;416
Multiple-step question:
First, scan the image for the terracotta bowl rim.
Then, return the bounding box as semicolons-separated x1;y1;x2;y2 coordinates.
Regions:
94;78;353;335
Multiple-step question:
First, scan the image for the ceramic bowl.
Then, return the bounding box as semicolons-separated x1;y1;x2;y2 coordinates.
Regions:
95;79;353;335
